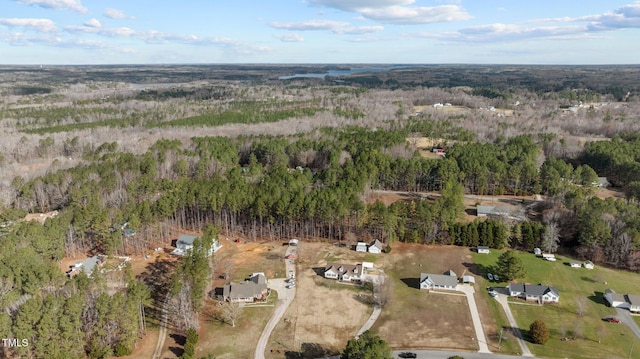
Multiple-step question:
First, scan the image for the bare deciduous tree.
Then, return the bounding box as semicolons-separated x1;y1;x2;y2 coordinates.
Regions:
220;301;242;327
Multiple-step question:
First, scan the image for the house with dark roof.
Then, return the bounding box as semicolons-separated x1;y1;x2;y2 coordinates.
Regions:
324;263;363;282
604;289;640;313
507;283;559;303
419;270;458;291
222;273;268;303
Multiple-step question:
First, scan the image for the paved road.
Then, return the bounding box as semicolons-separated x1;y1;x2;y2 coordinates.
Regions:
615;308;640;340
323;349;530;359
255;244;297;359
457;284;492;353
493;294;533;357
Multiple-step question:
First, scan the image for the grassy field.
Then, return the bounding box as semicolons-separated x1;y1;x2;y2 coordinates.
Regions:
472;249;640;358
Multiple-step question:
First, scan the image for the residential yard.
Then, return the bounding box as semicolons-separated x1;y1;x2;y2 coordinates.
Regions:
266;242;375;359
473;249;640;358
371;243;513;352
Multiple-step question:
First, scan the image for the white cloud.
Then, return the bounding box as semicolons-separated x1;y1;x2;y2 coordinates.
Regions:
270;20;350;32
308;0;470;25
416;2;640;44
83;18;101;28
17;0;88;13
275;33;304;42
269;20;383;34
359;5;471;24
308;0;413;12
64;25;135;37
0;18;57;33
104;8;134;20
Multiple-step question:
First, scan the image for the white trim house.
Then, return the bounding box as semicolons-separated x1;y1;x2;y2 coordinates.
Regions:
172;234;221;256
419;271;458;291
324;263;363;282
507;283;559;303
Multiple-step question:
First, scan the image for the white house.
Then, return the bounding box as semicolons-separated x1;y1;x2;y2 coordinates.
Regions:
569;262;582;268
355;242;368;252
172;234;221;256
324;263;363;282
507;283;559;303
419;271;458;291
477;246;490;254
604;289;640;313
584;260;595;269
368;239;384;254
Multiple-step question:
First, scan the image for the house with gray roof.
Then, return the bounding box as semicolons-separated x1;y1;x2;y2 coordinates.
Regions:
66;255;105;278
222;273;268;303
368;239;384;254
604;289;640;313
324;263;363;282
507;283;559;303
419;271;458;291
171;234;221;256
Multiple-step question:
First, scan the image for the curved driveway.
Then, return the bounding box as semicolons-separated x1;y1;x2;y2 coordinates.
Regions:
254;245;297;359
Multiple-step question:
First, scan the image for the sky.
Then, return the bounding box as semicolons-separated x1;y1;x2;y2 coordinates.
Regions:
1;0;640;65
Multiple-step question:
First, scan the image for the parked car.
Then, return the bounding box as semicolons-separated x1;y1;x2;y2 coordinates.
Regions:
399;352;417;358
489;291;498;297
285;284;295;289
605;317;621;323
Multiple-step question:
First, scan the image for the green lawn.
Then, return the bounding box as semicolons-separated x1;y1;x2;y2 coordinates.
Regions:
472;250;640;358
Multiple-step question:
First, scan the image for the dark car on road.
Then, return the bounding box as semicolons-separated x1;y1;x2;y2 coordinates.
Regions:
399;352;417;358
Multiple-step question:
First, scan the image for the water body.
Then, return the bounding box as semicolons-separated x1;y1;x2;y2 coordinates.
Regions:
278;65;413;80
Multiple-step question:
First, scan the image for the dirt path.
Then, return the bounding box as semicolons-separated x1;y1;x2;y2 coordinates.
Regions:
152;292;170;359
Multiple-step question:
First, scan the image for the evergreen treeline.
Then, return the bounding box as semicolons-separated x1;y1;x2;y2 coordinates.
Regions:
4;124;640;357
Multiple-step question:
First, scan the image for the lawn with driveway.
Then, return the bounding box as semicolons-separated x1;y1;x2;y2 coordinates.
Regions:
472;249;640;358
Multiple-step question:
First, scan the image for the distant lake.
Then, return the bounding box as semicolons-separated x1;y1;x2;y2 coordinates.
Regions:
278;65;412;80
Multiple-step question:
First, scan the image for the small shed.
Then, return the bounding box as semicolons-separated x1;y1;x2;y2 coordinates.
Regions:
542;253;556;262
362;262;374;270
533;247;542;256
288;239;299;246
584;260;594;269
462;275;476;284
477;246;490;254
569;262;582;268
355;242;368;252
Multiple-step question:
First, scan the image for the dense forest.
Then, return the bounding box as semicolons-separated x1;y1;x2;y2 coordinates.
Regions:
1;65;640;358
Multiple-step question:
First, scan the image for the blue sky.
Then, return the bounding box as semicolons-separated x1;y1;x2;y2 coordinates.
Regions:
1;0;640;64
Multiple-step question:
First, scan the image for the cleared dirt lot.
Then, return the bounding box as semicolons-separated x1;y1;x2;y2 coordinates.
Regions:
267;242;375;358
